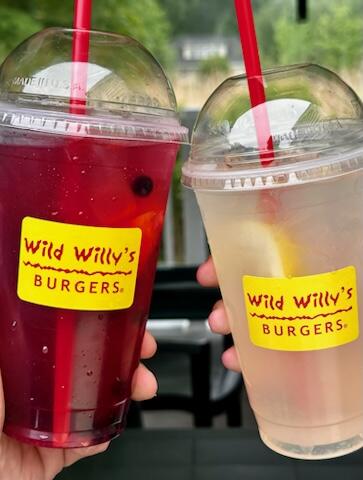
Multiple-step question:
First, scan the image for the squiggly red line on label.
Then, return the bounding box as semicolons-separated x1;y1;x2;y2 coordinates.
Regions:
249;307;352;321
22;261;132;277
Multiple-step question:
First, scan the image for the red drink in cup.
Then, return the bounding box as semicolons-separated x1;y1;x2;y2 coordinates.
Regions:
0;28;187;447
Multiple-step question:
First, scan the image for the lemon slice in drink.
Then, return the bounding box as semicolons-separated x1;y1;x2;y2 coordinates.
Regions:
238;221;298;277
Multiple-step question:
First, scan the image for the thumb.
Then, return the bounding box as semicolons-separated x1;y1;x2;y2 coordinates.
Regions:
197;256;218;287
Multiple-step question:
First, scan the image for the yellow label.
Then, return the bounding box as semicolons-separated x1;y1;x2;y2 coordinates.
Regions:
17;217;142;311
243;266;359;351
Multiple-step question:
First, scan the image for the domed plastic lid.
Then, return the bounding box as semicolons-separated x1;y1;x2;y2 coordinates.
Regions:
0;27;188;143
182;64;363;190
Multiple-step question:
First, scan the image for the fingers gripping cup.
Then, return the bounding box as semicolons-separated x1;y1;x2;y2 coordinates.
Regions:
182;64;363;459
0;28;187;448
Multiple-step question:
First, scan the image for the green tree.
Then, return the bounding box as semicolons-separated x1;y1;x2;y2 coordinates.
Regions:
198;55;231;77
159;0;231;35
0;0;173;66
275;1;363;71
0;6;42;62
93;0;173;67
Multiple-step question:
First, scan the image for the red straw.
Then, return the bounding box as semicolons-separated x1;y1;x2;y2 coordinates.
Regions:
70;0;92;113
234;0;274;164
53;0;92;445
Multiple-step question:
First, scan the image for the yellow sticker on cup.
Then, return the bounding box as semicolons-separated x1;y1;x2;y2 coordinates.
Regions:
243;266;359;351
17;217;142;311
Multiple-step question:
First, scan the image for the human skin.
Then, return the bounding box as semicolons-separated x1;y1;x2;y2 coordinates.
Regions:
0;331;157;480
197;256;241;373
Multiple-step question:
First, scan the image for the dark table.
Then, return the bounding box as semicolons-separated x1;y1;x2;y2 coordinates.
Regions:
57;428;363;480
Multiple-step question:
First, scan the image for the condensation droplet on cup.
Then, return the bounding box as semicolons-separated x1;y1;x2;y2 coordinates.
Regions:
51;211;59;216
39;434;49;440
11;320;17;328
86;370;93;377
42;346;49;354
111;196;117;201
90;197;94;202
81;170;85;174
30;397;34;401
78;211;84;216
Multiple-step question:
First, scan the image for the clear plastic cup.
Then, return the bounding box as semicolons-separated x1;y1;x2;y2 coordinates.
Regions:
0;27;188;448
182;64;363;459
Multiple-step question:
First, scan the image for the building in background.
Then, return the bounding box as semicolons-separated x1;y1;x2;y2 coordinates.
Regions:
175;35;243;74
172;35;243;110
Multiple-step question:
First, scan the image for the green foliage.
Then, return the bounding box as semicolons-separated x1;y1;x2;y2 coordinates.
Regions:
92;0;173;67
198;55;231;77
0;6;42;62
253;0;292;66
159;0;231;35
275;1;363;71
0;0;173;66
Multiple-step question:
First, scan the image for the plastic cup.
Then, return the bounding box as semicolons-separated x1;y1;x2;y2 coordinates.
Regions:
0;27;187;448
182;64;363;459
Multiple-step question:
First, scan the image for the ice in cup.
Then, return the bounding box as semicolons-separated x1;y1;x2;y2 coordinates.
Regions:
182;64;363;459
0;28;187;448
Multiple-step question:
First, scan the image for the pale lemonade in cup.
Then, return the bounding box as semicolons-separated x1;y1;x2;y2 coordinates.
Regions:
183;64;363;459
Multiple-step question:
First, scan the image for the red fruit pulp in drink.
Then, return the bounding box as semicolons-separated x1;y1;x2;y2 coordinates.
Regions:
0;129;178;447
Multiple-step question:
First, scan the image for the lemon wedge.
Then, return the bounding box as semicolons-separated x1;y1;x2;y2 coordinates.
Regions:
238;221;298;277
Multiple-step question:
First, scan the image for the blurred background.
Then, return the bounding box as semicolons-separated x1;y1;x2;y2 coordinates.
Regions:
1;0;362;102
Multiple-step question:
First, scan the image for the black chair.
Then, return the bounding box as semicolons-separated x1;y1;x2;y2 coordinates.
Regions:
137;266;243;427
